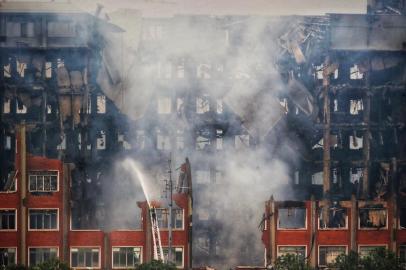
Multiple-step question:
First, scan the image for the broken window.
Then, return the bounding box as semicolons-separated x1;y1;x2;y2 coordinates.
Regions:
400;208;406;229
278;207;306;229
47;21;76;37
312;171;323;185
278;246;306;258
350;168;363;184
57;135;66;150
4;63;11;78
350;99;363;115
45;62;52;78
96;131;106;150
216;129;223;150
176;98;184;113
157;130;171;150
16;60;27;78
359;246;385;258
16;100;27;114
235;134;249;149
96;95;106;114
319;206;347;229
196;97;210;114
349;135;363;150
197;64;211;79
3;99;10;114
312;136;338;149
196;136;210;150
0;209;16;230
350;64;364;80
196;170;210;184
216;99;223;113
6;22;22;37
155;208;183;229
0;248;16;267
29;171;58;192
20;22;35;37
319;246;346;267
157;97;172;114
359;207;387;229
29;248;58;266
0;171;17;192
294;171;299;185
71;248;100;268
112;247;142;268
162;247;183;268
5;136;11;150
333;99;339;112
29;209;58;230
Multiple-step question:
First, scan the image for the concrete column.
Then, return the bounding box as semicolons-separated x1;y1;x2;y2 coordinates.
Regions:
350;195;357;252
18;124;27;265
62;163;72;262
310;198;317;268
362;59;371;198
322;57;331;196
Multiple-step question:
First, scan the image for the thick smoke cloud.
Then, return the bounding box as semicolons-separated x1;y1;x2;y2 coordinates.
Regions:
98;11;298;267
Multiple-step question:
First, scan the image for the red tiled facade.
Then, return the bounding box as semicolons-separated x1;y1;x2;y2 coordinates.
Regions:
262;199;406;268
0;132;192;269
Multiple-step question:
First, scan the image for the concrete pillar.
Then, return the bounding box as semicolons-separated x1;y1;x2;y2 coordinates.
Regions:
322;57;331;197
269;199;276;265
62;163;73;262
310;198;317;268
362;59;371;198
350;195;357;252
18;124;27;265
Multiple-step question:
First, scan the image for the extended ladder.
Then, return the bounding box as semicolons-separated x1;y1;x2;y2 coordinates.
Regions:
150;207;164;261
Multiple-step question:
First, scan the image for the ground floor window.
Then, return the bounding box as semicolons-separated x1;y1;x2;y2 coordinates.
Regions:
319;246;346;267
277;246;306;258
163;247;183;268
358;246;385;258
0;248;16;267
71;248;99;268
400;245;406;263
29;247;57;266
112;247;141;268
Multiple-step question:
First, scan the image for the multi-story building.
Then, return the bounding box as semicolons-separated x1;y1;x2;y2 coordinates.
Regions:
261;0;406;268
0;2;192;269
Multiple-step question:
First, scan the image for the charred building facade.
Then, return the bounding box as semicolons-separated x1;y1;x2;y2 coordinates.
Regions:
0;2;192;269
0;0;406;269
261;1;406;268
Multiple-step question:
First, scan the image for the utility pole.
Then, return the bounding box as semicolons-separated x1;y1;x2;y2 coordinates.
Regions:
163;155;174;264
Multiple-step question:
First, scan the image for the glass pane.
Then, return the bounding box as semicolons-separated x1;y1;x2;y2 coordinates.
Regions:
92;251;99;267
278;208;306;229
85;251;92;267
71;252;78;267
29;176;36;191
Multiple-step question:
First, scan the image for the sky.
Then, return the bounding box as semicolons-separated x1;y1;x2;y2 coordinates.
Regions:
71;0;367;17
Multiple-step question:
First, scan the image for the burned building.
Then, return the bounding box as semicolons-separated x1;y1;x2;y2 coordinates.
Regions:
0;1;192;269
0;0;405;269
262;1;406;268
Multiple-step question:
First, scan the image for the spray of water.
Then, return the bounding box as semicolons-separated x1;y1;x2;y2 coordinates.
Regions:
121;158;152;207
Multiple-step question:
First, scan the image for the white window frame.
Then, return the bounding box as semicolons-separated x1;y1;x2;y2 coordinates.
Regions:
0;247;17;266
318;208;348;230
111;246;142;269
318;245;347;267
162;246;184;268
358;208;388;230
28;170;59;193
28;246;59;266
0;208;17;231
277;207;308;230
277;245;307;258
28;208;59;231
70;247;101;269
358;244;387;258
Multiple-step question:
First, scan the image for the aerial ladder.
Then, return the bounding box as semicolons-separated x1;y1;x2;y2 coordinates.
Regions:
150;207;164;261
